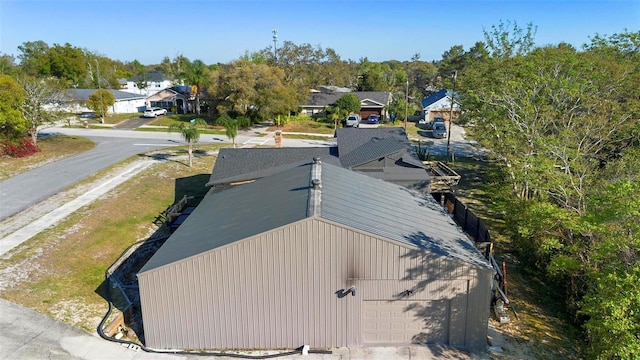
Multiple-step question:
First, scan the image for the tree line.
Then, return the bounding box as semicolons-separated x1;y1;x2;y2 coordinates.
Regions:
461;25;639;359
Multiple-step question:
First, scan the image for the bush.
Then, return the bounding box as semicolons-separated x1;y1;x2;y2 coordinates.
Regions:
1;137;41;158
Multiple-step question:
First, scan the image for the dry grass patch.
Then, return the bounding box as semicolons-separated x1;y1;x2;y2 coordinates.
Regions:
0;148;219;333
0;136;95;180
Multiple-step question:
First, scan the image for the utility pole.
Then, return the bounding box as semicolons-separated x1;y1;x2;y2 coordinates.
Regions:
446;70;457;162
404;79;408;130
95;59;105;124
272;29;278;61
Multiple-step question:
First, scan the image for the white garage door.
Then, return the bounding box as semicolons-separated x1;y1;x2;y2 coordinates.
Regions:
362;300;449;345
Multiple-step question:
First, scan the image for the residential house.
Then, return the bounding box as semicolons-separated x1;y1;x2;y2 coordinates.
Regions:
421;89;460;122
65;88;147;114
123;70;173;96
300;90;392;120
137;159;493;350
206;127;431;193
145;86;194;114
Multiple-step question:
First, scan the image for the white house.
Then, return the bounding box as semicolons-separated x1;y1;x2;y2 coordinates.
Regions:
421;89;460;121
122;71;174;96
65;89;147;114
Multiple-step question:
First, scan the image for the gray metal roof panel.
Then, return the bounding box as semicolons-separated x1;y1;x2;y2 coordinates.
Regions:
139;163;314;273
319;163;492;270
141;161;490;273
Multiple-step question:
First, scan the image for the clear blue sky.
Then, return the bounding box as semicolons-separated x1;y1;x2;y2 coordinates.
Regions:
1;0;638;66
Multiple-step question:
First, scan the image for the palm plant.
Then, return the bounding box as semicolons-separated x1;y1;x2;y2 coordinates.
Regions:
168;118;208;167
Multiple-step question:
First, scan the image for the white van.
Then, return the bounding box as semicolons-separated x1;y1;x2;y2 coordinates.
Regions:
345;114;361;127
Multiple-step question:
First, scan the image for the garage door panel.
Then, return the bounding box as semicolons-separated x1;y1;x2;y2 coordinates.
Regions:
362;300;449;345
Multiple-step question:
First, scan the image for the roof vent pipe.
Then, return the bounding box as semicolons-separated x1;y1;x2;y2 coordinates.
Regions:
311;179;321;189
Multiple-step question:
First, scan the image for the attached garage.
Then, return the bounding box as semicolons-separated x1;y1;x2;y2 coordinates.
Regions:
137;159;493;351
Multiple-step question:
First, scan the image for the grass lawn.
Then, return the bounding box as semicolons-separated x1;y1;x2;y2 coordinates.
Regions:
0;144;224;332
269;117;336;134
0;136;96;181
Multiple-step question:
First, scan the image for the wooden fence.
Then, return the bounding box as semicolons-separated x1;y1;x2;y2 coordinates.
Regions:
432;192;511;320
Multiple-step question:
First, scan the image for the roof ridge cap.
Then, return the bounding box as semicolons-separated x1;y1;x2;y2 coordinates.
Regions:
308;158;322;217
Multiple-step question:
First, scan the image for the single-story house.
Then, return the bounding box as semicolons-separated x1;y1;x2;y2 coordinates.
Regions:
421;89;460;122
122;70;174;96
145;86;193;114
137;159;493;350
206;127;431;193
65;88;147;114
300;91;392;120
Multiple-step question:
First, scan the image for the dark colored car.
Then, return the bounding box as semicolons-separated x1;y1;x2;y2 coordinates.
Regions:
424;116;445;130
367;114;380;124
77;111;97;118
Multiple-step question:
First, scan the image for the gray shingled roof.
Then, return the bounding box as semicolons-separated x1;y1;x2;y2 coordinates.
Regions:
207;128;428;187
128;70;168;82
66;88;146;101
139;161;491;274
339;137;408;168
335;127;410;155
206;147;340;186
302;91;391;107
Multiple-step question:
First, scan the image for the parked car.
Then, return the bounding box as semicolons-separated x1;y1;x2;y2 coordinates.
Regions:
432;122;447;138
142;107;167;118
77;111;97;119
423;116;445;130
345;114;361;127
366;114;380;124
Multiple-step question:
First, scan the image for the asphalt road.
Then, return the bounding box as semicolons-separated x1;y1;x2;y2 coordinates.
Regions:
0;126;334;221
0;132;177;221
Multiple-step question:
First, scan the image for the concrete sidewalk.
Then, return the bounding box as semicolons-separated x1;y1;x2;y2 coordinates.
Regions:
0;160;155;257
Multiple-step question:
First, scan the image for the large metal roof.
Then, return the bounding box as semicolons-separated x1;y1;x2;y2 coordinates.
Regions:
140;161;490;274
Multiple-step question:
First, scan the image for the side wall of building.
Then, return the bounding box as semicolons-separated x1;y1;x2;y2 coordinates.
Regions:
138;218;491;350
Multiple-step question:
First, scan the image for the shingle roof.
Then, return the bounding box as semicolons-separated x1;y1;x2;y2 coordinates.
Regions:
206;147;340;186
207;127;428;187
139;161;491;274
66;88;146;101
421;89;447;108
302;91;391;107
128;70;168;82
335;127;410;156
339;137;407;168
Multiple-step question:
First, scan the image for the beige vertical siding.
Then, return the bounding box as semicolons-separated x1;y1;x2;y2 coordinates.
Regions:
138;217;491;350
